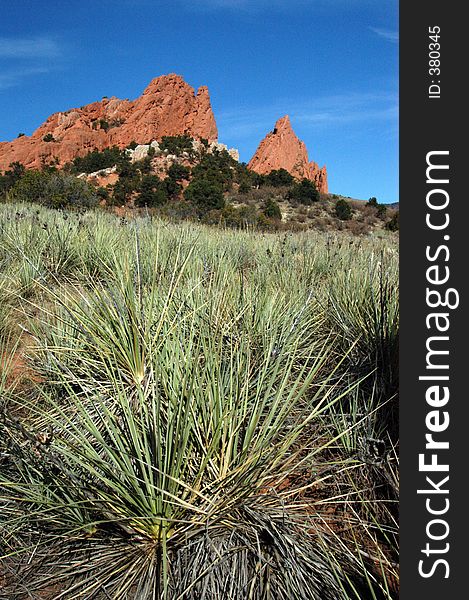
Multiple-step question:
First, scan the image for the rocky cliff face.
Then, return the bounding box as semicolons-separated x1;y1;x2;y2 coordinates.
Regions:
247;115;328;193
0;74;218;171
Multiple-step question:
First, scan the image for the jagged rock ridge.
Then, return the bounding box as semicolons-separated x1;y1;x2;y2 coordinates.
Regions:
0;74;218;171
248;115;328;193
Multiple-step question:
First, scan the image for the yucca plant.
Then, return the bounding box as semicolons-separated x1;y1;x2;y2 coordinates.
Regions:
1;307;359;598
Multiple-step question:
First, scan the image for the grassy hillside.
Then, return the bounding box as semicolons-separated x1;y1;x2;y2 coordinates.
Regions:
0;203;398;599
1;145;399;235
230;189;398;234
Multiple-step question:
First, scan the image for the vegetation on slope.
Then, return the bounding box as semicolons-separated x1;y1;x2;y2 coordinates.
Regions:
0;140;398;234
0;204;398;599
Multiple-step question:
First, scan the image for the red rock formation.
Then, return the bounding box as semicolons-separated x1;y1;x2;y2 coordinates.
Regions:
0;74;218;171
248;115;328;193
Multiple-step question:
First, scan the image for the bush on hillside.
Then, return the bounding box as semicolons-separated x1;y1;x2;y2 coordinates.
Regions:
163;178;181;200
386;212;399;231
136;156;153;175
262;197;282;220
263;168;295;187
99;119;110;132
335;198;352;221
167;163;190;182
111;178;137;206
222;204;259;228
0;162;26;199
238;180;252;194
96;186;109;202
377;204;387;219
191;149;237;191
159;134;194;157
287;179;320;205
136;175;168;207
160;199;199;222
10;170;98;209
70;146;126;174
366;196;387;219
116;158;140;179
184;178;225;214
201;203;278;230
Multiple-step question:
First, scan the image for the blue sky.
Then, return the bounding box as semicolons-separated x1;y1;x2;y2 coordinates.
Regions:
0;0;398;203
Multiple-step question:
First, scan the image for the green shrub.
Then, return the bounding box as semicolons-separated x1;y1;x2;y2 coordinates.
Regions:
262;197;282;220
288;179;320;205
161;199;198;221
163;177;181;200
191;149;237;191
184;178;225;213
366;197;387;220
0;162;25;199
112;177;139;205
386;212;399;231
137;156;153;175
9;171;46;204
167;163;190;182
136;175;168;207
160;134;194;157
10;170;98;209
44;173;98;209
96;186;109;201
377;203;387;218
210;203;260;229
250;172;268;187
70;146;126;174
99;119;110;132
116;158;140;179
42;133;55;142
264;168;294;187
201;208;224;226
40;156;60;174
238;180;251;194
335;198;352;220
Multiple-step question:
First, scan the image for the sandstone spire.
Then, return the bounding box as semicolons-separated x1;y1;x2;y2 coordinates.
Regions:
248;115;328;193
